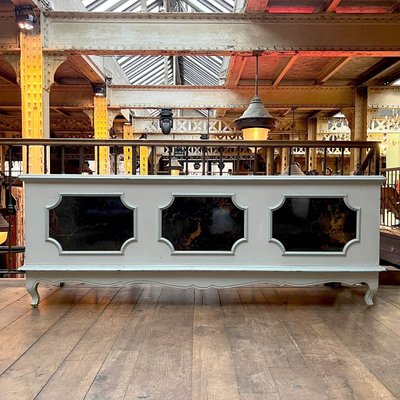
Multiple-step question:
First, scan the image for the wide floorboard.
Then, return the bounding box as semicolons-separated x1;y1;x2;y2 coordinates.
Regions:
0;281;400;400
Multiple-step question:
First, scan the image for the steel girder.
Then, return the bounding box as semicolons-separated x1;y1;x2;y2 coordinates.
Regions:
108;85;354;110
368;87;400;109
41;12;400;56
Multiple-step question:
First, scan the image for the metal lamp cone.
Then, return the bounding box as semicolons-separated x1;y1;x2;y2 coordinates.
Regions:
0;213;8;232
283;162;304;175
0;213;9;244
234;95;277;132
167;157;183;176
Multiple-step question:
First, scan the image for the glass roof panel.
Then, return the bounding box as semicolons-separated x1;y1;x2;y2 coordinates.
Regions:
82;0;233;86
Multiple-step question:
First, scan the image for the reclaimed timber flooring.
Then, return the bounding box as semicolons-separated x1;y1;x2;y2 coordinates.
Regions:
1;281;400;400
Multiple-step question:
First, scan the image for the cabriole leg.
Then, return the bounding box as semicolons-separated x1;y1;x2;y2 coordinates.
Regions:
364;280;378;306
26;279;40;307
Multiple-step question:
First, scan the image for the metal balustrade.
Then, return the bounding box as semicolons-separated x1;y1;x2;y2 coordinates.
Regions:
381;167;400;228
0;138;381;176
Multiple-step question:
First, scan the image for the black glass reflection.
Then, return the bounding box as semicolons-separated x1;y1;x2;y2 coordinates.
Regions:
162;196;244;251
272;197;357;252
49;196;134;251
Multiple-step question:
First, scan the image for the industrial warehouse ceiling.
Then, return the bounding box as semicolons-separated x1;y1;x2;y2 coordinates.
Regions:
82;0;235;13
78;0;400;90
82;0;234;86
77;0;400;121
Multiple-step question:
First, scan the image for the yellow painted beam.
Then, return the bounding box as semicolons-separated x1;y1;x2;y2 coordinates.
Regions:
20;32;46;174
123;123;133;175
93;96;109;174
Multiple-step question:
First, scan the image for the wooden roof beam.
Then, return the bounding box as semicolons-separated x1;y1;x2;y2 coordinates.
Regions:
0;69;17;85
67;55;105;84
272;55;299;87
315;57;352;84
224;57;248;86
356;58;400;86
326;0;342;13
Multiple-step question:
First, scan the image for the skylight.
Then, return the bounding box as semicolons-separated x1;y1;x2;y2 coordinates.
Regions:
82;0;233;86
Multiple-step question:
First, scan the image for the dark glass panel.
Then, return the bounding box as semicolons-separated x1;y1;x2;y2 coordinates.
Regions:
162;196;244;251
272;197;357;252
49;196;134;251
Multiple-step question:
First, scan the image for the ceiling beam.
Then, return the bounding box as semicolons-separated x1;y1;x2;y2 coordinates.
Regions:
9;0;39;6
108;85;354;110
387;2;400;13
221;0;267;92
52;108;70;116
278;108;292;117
356;58;400;86
315;57;352;84
42;12;400;56
244;0;270;12
307;110;327;119
0;68;17;84
172;56;181;85
224;57;248;86
368;87;400;109
67;55;105;84
326;0;342;13
272;55;299;87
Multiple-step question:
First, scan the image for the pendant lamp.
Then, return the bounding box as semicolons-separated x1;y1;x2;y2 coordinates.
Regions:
234;55;277;140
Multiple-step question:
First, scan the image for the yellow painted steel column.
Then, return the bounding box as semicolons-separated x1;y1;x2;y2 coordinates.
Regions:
123;123;133;174
94;96;109;174
20;31;48;174
307;118;317;171
139;145;148;175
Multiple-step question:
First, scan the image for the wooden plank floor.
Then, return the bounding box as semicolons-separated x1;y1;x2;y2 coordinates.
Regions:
1;281;400;400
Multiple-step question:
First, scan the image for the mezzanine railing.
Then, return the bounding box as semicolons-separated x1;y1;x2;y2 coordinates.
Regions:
381;167;400;228
0;138;381;176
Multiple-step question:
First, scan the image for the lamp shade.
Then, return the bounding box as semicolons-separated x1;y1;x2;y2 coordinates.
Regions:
15;7;36;31
282;162;304;176
159;109;173;135
242;127;270;141
0;213;9;244
234;95;277;139
93;85;106;97
167;157;183;175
